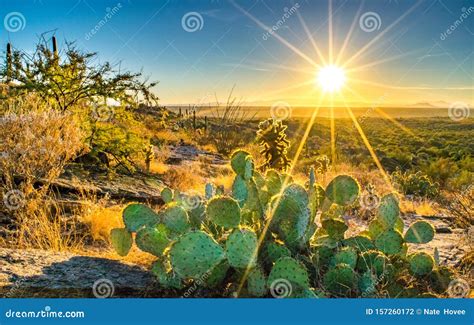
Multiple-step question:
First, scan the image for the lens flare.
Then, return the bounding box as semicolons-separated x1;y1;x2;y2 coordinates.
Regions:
317;65;346;92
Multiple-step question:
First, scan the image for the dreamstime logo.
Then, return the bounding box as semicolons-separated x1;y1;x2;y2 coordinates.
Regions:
3;190;25;210
181;192;204;211
440;7;474;41
91;104;115;122
270;101;291;121
359;192;380;210
269;279;292;298
85;3;122;40
359;12;381;33
262;3;300;40
92;278;114;298
448;102;470;122
4;12;26;32
181;12;204;32
447;279;470;298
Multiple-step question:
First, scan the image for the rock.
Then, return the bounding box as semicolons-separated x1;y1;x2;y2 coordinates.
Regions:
0;248;161;298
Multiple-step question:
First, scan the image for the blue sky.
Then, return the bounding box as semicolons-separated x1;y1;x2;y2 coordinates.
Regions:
1;0;473;106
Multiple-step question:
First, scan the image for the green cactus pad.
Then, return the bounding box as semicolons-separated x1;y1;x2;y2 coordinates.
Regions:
332;247;358;269
268;257;310;289
110;228;133;256
343;235;375;252
320;204;344;221
247;267;267;297
230;150;250;176
151;260;182;290
135;224;171;256
404;221;435;244
160;205;190;235
206;196;241;228
264;241;291;263
359;271;377;296
321;218;348;240
408;252;434;276
161;187;174;204
232;175;248;206
368;219;384;240
225;228;258;268
429;266;454;294
323;263;355;296
325;175;360;206
376;193;400;229
243;179;263;218
243;156;254;180
311;245;334;269
205;183;214;200
356;250;389;275
394;217;405;233
187;204;206;228
374;229;404;255
313;235;338;248
204;260;229;288
122;203;161;232
266;169;282;196
253;171;266;189
169;231;225;279
309;184;325;218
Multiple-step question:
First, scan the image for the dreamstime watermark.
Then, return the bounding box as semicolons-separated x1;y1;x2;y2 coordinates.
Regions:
92;278;114;298
85;3;122;41
91;104;115;122
5;306;85;319
262;3;300;41
359;191;380;210
359;12;381;33
181;12;204;32
440;7;474;41
447;279;470;298
181;192;205;211
269;278;292;298
357;93;389;128
3;190;25;210
448;101;470;121
182;270;212;297
4;12;26;32
270;101;292;121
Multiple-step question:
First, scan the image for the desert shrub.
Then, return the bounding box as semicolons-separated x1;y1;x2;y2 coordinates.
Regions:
0;110;84;249
109;150;456;298
439;185;473;229
391;169;439;199
256;118;291;172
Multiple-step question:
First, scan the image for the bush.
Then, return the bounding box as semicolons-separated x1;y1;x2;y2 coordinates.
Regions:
392;169;438;199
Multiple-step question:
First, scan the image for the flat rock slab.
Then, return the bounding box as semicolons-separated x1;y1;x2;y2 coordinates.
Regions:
0;248;159;298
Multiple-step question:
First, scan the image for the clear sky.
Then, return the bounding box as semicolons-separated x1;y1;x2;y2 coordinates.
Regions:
1;0;473;107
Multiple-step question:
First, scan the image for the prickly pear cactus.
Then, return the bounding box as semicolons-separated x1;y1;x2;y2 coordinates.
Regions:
230;150;250;176
374;229;404;255
206;197;241;228
408;252;434;276
151;260;182;290
205;183;214;200
325;175;360;206
343;235;375;252
161;187;174;204
332;247;358;269
267;257;310;290
204;260;229;288
169;231;225;279
264;241;291;264
160;205;190;235
135;224;171;256
404;221;435;244
322;218;348;240
376;193;400;229
359;271;377;296
232;175;248;206
110;228;132;256
122;204;160;232
265;169;282;196
225;228;258;268
323;263;355;296
247;267;267;297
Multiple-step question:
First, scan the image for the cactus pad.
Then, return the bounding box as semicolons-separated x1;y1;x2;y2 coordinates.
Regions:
332;247;358;269
343;235;375;252
135;224;171;256
161;205;190;235
359;271;377;296
151;260;182;289
232;175;248;206
243;156;254;180
161;187;173;204
267;257;310;289
264;241;291;264
266;169;282;196
169;231;225;279
322;218;348;240
325;175;360;206
408;252;434;276
204;260;229;288
110;228;133;256
225;228;258;268
122;203;160;232
374;229;404;255
230;150;250;176
323;263;355;296
247;267;267;297
206;196;241;228
312;244;334;269
404;221;435;244
376;193;400;229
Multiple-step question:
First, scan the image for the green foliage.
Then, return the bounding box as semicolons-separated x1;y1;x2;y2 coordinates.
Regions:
256;118;291;172
110;150;454;298
392;169;439;198
110;228;132;256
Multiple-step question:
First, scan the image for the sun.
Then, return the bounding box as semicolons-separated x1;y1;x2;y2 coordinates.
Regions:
317;65;346;93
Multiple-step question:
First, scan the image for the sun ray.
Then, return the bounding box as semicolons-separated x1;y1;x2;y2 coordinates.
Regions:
344;103;394;190
230;0;320;68
342;0;423;69
335;0;364;66
346;48;423;73
330;94;337;168
236;94;326;297
374;107;422;140
295;5;327;66
255;79;315;99
328;0;334;63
